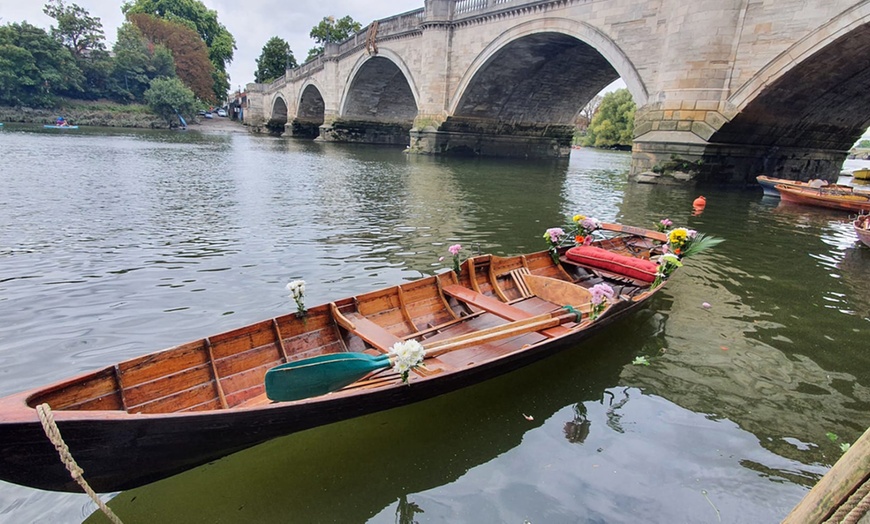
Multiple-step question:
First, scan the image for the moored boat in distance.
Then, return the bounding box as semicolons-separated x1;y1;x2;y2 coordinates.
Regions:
855;214;870;248
776;184;870;213
755;175;853;198
43;124;79;129
0;220;717;493
853;168;870;180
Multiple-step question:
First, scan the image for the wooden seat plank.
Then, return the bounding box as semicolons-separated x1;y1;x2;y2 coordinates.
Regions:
440;284;570;338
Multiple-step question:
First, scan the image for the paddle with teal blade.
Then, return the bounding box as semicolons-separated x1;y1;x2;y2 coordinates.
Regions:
265;353;392;402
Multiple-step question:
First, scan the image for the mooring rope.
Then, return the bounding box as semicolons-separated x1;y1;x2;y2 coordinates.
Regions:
824;480;870;523
36;403;123;524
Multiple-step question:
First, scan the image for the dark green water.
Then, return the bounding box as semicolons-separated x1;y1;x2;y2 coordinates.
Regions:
0;124;868;523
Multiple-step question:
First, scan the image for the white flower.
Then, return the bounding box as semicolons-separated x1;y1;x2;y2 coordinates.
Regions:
389;340;425;382
286;279;305;298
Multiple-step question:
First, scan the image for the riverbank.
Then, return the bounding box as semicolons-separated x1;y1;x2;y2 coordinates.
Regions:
0;100;193;128
0;102;250;133
0;102;163;128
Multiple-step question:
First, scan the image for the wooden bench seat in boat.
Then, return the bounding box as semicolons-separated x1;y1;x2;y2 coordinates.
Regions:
440;284;570;338
330;303;446;376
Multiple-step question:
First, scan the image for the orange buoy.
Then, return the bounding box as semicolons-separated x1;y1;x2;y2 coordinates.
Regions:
692;196;706;209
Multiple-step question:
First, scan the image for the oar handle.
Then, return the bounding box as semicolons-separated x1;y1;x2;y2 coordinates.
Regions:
425;311;577;358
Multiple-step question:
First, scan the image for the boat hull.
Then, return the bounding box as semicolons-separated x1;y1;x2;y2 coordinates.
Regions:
755;175;857;198
0;299;643;492
853;168;870;180
0;227;673;493
777;185;870;213
855;216;870;248
43;125;78;129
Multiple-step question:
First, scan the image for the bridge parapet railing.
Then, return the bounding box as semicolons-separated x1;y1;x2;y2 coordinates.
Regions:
454;0;547;19
291;56;325;80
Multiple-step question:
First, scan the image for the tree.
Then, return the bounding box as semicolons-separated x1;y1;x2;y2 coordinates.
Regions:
576;94;602;131
43;0;106;58
43;0;110;99
122;0;236;99
110;22;175;102
128;13;215;102
255;36;295;83
144;76;196;125
583;88;636;148
306;15;361;59
0;21;83;107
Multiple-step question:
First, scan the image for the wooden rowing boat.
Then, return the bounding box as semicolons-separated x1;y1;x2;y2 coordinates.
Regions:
755;175;857;198
776;184;870;213
0;222;680;493
855;215;870;248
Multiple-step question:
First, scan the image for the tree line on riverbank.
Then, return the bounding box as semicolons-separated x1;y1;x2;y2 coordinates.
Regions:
0;0;234;126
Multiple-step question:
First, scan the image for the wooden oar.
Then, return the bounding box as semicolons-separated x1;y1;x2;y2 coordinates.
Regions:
265;310;581;402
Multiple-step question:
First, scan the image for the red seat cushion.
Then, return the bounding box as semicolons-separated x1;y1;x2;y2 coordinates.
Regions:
565;246;658;283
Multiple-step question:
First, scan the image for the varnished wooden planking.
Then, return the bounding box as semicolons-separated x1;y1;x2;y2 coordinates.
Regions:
215;347;282;386
274;306;332;337
356;288;416;336
490;255;524;276
129;381;220;414
490;255;525;299
65;393;125;411
123;364;214;410
224;383;267;408
400;279;455;329
221;366;272;406
342;312;403;352
283;337;343;360
178;398;224;413
28;369;120;410
117;342;209;388
214;343;281;375
364;308;413;336
355;288;403;316
209;321;278;360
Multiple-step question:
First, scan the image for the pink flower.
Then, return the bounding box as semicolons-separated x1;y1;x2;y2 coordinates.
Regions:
546;228;565;243
660;218;673;228
590;283;615;305
448;244;462;256
583;235;593;245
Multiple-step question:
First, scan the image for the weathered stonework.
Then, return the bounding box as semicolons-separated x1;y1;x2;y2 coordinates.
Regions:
319;120;412;146
246;0;870;184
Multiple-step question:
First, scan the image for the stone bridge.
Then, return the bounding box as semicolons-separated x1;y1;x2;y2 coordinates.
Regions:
245;0;870;184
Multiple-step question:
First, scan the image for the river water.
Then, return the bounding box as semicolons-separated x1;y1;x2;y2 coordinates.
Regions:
0;123;868;523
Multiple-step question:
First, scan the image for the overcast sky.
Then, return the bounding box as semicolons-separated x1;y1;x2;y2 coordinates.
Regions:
0;0;424;93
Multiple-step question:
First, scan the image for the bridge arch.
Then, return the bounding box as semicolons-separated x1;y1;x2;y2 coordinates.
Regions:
339;49;420;121
267;95;289;133
729;4;870;113
318;49;419;146
292;80;325;138
702;5;870;178
449;17;647;117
